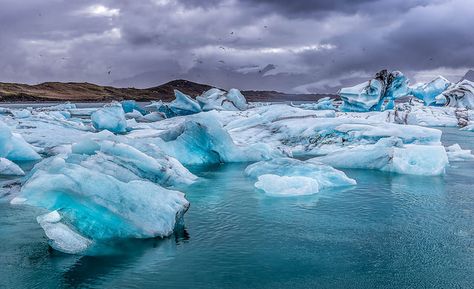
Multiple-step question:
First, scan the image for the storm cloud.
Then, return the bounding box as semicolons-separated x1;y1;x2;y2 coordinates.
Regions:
0;0;473;93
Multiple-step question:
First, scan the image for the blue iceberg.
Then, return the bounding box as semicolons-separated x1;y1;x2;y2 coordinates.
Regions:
410;76;451;106
91;103;128;133
245;158;356;196
12;156;190;255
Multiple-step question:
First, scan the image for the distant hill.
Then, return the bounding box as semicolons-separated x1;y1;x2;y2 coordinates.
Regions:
0;79;335;102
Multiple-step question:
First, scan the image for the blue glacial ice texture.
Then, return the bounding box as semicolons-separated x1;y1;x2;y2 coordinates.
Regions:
169;90;202;116
154;112;276;165
410;76;451;106
13;156;190;254
91;103;128;133
339;70;409;112
0;120;41;161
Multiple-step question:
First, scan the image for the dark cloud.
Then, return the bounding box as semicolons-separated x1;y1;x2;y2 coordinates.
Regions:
0;0;472;93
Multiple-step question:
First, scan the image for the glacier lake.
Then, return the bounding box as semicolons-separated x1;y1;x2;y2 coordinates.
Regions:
1;127;473;289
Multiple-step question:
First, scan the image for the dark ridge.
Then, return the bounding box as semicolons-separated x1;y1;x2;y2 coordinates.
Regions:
0;79;334;102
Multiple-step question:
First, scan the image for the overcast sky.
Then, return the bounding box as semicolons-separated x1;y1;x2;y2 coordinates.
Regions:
0;0;473;93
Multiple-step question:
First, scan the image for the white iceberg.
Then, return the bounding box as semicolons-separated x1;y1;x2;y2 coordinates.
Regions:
313;137;448;176
91;103;127;133
196;88;248;111
245;158;356;196
446;143;474;161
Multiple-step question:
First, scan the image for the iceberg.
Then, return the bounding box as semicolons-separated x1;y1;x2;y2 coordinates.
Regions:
91;103;128;133
0;158;25;175
153;112;276;165
121;100;146;115
295;97;335;111
446;143;474;161
0;120;41;161
196;88;248;111
339;70;409;112
245;158;356;196
12;156;190;255
435;80;474;109
313;137;448;176
410;76;451;106
11;109;32;119
169;90;202;116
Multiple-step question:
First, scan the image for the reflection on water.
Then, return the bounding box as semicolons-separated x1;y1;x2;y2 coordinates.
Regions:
0;128;474;288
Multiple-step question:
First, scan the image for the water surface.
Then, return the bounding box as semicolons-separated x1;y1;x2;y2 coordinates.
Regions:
1;127;473;289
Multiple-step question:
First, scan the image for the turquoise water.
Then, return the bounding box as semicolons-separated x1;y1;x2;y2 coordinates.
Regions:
1;127;474;289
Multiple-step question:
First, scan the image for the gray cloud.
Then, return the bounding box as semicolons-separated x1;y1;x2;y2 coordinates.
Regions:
0;0;472;93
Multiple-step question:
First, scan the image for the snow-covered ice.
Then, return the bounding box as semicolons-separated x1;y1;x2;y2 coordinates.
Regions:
245;158;355;196
446;143;474;161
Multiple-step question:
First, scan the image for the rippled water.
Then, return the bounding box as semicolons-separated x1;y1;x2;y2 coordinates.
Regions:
1;127;474;289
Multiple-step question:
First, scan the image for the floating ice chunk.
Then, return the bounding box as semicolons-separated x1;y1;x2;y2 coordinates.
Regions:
313;137;448;176
91;103;127;133
37;211;92;254
169;90;202;116
245;158;356;196
0;158;25;175
125;110;144;119
38;102;77;111
339;79;384;112
255;174;322;197
435;80;474;109
11;109;31;119
339;70;409;112
196;88;248;111
296;97;335;111
446;143;474;161
0;121;41;161
121;100;146;115
410;76;451;106
155;112;276;165
138;111;166;123
226;89;248;110
14;156;190;254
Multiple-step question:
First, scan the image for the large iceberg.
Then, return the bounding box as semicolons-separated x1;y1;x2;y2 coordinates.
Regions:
0;120;41;161
91;103;128;133
339;70;409;112
435;80;474;109
169;90;202;116
72;137;197;186
313;137;448;176
12;156;190;254
410;76;451;106
152;112;276;165
245;158;356;196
